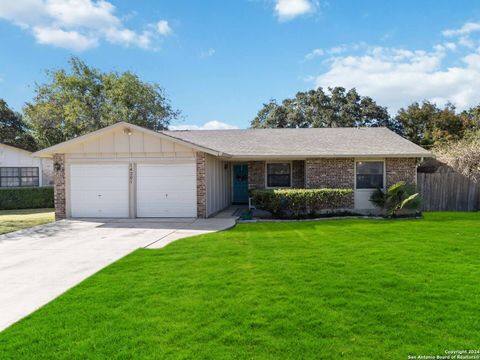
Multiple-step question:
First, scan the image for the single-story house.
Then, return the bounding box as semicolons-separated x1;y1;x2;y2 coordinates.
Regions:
0;143;53;188
33;122;430;220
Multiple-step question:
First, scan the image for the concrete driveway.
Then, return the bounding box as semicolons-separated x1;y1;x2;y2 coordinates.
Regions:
0;215;236;332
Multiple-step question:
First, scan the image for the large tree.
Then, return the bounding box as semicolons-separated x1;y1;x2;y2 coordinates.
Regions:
0;99;37;151
395;101;469;147
251;87;391;129
25;57;179;148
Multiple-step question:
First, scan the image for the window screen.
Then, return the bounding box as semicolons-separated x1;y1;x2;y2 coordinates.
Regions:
267;163;291;187
356;161;383;189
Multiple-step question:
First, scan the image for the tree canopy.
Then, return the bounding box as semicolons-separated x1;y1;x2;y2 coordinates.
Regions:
395;101;472;148
25;57;179;148
0;99;37;152
251;87;391;129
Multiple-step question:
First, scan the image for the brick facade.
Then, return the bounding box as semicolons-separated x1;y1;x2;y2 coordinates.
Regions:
196;152;207;218
248;161;265;189
292;160;305;188
386;158;417;187
53;153;66;220
305;158;355;189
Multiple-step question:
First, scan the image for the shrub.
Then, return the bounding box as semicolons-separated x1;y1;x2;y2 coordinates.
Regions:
0;187;54;210
370;182;421;216
251;188;353;218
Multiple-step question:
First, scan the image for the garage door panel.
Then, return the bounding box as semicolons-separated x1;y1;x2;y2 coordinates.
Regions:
71;179;127;191
136;163;196;218
138;164;195;177
138;178;195;191
70;164;129;218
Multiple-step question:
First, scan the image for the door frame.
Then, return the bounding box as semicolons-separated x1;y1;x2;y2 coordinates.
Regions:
231;162;249;204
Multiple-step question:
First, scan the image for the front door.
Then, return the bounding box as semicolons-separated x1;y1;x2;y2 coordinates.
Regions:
233;164;249;204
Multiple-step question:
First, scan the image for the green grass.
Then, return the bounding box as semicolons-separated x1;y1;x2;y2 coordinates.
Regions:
0;208;54;234
0;212;479;359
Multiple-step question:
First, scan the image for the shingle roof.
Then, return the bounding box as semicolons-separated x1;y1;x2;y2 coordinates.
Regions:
162;127;431;158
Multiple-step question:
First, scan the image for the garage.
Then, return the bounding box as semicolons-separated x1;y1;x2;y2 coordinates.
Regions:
136;163;197;218
70;164;129;218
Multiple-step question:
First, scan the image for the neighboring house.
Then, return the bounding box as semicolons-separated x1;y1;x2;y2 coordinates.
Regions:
33;122;430;220
0;143;53;188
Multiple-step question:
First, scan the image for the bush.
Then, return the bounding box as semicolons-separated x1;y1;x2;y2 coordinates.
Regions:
251;188;353;218
370;182;421;217
0;187;54;210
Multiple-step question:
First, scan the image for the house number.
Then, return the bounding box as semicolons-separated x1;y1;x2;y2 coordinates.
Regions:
129;165;133;184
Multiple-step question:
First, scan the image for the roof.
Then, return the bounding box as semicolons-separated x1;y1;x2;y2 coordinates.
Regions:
33;122;431;159
162;127;431;158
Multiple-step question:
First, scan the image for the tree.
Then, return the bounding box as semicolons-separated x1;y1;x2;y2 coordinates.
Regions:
434;130;480;182
395;101;468;147
0;99;37;151
251;87;391;129
25;57;179;148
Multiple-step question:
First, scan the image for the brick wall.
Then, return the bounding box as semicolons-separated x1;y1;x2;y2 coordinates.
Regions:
196;152;207;218
248;161;265;189
292;160;305;188
53;153;66;220
386;158;417;187
305;158;355;189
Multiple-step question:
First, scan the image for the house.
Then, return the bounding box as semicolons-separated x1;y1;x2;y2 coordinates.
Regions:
0;143;53;188
33;122;430;220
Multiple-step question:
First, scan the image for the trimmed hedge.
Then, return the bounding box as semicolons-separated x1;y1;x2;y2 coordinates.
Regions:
251;188;353;218
0;187;54;210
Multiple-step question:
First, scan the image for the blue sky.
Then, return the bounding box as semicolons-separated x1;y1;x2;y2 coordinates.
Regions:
1;1;480;129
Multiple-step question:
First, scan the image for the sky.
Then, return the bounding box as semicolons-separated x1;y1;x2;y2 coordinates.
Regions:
2;1;480;130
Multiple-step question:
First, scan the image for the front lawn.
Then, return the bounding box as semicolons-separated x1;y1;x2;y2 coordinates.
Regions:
0;208;54;234
0;212;479;359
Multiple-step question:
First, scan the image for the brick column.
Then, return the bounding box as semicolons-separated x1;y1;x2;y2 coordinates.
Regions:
53;153;66;220
196;152;207;218
248;161;265;190
386;158;417;188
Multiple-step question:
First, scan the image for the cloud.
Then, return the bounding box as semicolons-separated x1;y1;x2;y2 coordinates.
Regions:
33;26;98;51
274;0;316;21
304;43;365;60
309;42;480;112
200;48;216;58
156;20;172;36
0;0;172;51
443;21;480;37
169;121;239;130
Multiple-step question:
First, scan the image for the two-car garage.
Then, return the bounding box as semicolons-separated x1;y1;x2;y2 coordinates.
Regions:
69;162;197;218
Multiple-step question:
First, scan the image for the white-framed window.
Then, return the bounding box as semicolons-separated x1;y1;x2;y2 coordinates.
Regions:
0;167;40;187
356;161;384;189
266;162;291;188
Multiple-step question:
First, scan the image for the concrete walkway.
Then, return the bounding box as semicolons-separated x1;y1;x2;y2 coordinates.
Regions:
0;214;236;332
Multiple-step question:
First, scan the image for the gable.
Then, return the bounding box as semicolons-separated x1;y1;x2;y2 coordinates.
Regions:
33;122;219;158
0;144;40;167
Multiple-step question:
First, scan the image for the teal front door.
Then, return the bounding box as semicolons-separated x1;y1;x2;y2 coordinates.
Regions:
233;164;249;204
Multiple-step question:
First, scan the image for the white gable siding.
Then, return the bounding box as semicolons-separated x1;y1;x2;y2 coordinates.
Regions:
0;144;53;186
62;127;195;160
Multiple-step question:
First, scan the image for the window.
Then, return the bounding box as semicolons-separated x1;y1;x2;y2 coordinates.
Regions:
356;161;383;189
0;167;39;187
267;163;291;187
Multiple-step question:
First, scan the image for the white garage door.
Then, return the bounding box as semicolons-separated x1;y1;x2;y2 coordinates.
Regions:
136;163;196;218
70;164;129;218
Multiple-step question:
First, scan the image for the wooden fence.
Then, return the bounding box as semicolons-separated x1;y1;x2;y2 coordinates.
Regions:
417;172;480;211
